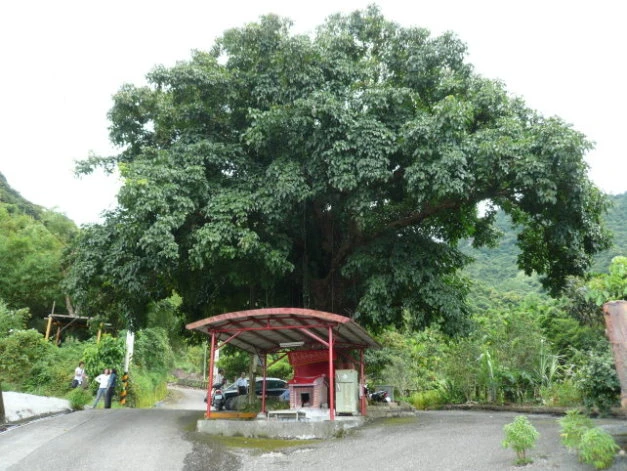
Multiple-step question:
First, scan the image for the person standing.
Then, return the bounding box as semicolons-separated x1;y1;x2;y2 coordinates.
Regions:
92;368;110;408
72;361;87;388
104;368;117;409
213;369;225;388
236;372;248;395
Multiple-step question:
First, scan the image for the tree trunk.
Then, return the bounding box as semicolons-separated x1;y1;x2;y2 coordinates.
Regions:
65;295;75;316
603;300;627;409
309;274;354;315
0;382;6;424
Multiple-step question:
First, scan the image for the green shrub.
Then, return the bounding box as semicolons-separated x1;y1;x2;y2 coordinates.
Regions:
574;348;620;416
558;409;594;451
66;388;92;410
0;301;30;338
83;334;125;386
441;337;481;403
539;379;581;407
126;369;168;408
0;330;53;385
502;415;540;465
578;428;620;470
408;389;446;410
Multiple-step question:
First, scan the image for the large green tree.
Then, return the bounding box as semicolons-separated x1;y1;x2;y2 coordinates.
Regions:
66;7;610;333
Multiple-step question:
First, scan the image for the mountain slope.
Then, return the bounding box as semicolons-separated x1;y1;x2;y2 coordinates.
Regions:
462;192;627;293
0;172;45;220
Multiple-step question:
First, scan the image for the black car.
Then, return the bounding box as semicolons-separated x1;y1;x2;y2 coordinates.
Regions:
225;377;287;398
217;377;287;409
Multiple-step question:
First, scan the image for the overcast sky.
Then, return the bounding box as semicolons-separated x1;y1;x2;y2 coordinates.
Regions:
1;0;624;225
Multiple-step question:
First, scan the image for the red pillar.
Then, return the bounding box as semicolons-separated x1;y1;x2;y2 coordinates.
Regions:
206;332;216;418
328;325;335;421
261;353;268;415
359;349;367;416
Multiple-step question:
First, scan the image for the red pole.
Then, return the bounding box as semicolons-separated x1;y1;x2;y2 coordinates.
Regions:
261;353;268;415
359;349;366;416
206;332;216;418
328;325;335;421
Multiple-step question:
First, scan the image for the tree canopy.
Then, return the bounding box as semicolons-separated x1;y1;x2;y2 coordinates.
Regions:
66;6;610;333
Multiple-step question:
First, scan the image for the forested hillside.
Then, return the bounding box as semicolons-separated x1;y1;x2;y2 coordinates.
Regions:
0;172;77;319
0;173;45;220
462;192;627;293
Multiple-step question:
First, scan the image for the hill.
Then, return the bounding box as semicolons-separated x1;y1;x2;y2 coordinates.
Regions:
0;172;46;220
462;192;627;293
0;172;77;316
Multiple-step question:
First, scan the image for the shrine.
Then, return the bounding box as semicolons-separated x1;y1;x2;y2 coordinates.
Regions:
186;307;380;421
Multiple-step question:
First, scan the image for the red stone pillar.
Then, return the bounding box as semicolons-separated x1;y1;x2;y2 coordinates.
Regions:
206;332;216;418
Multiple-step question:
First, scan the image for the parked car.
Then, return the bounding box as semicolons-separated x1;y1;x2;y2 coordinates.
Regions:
211;377;287;409
226;377;287;398
205;378;288;402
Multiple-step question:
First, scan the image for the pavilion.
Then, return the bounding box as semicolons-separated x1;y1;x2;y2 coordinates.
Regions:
186;307;380;421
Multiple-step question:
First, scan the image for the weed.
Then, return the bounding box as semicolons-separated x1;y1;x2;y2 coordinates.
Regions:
65;387;92;410
577;428;619;470
502;415;539;465
558;409;594;451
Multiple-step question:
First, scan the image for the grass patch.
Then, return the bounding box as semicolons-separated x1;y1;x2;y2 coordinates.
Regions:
211;435;319;452
407;389;446;410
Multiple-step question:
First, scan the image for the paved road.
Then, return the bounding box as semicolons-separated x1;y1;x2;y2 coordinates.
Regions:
1;387;626;471
238;410;627;471
0;386;210;471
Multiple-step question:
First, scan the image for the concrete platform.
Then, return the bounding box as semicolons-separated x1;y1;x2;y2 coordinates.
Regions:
197;408;365;439
196;404;418;439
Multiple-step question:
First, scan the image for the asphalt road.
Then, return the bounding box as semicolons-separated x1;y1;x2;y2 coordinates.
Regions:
1;387;626;471
0;386;210;471
238;410;627;471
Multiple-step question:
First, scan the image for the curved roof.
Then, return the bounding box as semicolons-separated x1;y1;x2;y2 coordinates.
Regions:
186;307;379;354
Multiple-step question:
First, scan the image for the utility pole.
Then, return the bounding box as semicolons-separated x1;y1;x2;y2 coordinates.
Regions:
120;330;135;406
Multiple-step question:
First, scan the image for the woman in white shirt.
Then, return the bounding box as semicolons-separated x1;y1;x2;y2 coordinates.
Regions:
92;368;110;408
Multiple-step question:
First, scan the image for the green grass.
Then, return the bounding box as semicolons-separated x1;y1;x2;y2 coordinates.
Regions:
210;435;319;452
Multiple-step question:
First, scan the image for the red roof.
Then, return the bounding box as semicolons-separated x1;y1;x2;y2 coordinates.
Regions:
185;307;379;354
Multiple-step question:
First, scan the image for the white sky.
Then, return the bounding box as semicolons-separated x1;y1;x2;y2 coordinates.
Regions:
1;0;625;226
